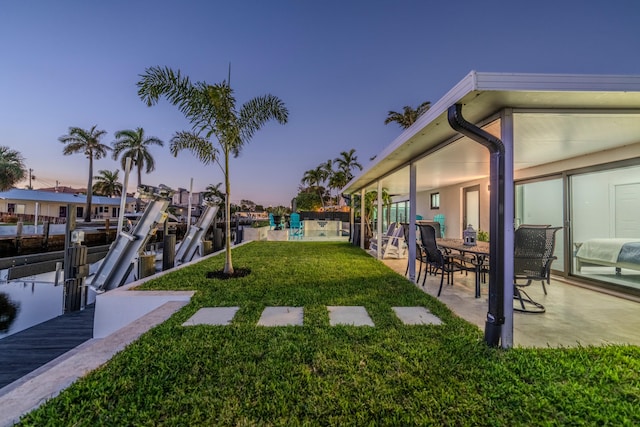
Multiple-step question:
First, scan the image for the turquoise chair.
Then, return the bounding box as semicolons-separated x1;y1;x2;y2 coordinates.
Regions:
289;213;303;238
433;214;445;238
268;213;276;230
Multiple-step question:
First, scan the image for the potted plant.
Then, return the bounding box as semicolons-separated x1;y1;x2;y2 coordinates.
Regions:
271;206;287;230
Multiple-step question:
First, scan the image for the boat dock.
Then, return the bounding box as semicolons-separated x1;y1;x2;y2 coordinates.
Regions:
0;304;95;389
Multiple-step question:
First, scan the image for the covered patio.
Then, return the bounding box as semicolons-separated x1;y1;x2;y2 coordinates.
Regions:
383;258;640;348
344;71;640;348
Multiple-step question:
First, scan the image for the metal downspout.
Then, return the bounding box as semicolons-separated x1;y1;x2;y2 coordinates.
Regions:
448;104;505;347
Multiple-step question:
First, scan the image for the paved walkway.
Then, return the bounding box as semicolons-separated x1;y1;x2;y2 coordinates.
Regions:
183;306;443;327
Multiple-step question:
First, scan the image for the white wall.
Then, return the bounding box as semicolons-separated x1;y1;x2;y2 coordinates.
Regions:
416;177;490;239
571;165;640;242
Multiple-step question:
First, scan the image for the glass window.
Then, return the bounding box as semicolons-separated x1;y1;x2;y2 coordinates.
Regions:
515;178;564;272
571;165;640;293
430;193;440;209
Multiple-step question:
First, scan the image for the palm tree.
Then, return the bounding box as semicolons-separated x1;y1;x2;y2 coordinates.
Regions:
137;66;288;275
0;146;27;191
58;125;110;222
203;182;225;218
301;167;327;209
334;148;362;181
92;169;123;197
203;182;224;201
384;101;431;129
328;170;348;206
112;128;164;190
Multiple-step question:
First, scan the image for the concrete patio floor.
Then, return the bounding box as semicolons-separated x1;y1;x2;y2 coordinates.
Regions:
382;258;640;348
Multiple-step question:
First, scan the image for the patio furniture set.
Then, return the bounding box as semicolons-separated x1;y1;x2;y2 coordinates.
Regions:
391;222;561;313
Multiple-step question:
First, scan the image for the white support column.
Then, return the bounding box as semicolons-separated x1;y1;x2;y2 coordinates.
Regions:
377;181;383;259
350;194;355;242
360;187;365;250
501;108;515;349
408;163;417;281
187;177;193;226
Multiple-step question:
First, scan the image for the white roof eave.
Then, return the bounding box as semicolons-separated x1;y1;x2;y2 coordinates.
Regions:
342;71;640;194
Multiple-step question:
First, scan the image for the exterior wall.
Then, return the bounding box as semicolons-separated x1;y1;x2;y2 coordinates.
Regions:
416;177;491;239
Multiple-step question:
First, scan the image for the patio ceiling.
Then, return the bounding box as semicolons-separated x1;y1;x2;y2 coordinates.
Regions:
344;72;640;196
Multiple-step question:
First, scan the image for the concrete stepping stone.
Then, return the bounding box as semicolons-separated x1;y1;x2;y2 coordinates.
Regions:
182;307;239;326
327;306;374;326
257;306;304;326
392;306;442;325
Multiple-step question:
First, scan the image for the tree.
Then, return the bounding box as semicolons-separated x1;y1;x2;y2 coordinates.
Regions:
58;126;110;222
328;170;348;206
301;166;328;209
294;191;322;211
384;101;431;129
354;189;392;239
137;66;288;275
92;169;123;197
240;199;256;211
112;127;164;210
0;146;27;191
203;182;225;219
334;148;362;181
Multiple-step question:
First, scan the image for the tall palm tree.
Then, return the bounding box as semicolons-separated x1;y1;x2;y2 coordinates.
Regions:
334;148;362;181
137;66;288;275
112;127;164;190
384;101;431;129
0;146;26;191
92;169;123;197
58;125;110;222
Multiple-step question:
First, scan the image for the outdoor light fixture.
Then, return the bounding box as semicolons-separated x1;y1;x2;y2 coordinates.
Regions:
463;224;477;246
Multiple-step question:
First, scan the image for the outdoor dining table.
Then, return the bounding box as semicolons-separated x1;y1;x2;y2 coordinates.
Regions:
436;238;490;298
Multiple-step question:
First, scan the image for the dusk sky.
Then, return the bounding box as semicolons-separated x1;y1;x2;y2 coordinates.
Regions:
2;1;639;207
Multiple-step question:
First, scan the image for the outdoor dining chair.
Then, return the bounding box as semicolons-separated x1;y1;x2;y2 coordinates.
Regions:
513;225;562;313
418;223;473;296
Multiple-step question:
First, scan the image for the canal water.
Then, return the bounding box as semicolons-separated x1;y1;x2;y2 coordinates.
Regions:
0;276;96;340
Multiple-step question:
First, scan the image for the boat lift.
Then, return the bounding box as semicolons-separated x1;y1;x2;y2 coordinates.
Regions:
175;200;219;265
91;185;174;292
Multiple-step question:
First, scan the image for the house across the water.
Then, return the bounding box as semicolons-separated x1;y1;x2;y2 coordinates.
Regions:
0;188;137;223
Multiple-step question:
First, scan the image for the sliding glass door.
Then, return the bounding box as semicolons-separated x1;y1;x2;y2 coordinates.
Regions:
515;178;565;272
570;164;640;293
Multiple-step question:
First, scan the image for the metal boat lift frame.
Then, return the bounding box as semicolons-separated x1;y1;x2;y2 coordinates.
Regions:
91;185;174;292
175;202;219;265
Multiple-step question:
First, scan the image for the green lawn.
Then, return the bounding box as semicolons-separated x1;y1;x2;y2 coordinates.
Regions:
19;242;640;426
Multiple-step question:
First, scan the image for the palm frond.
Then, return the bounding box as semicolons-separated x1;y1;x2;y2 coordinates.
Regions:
239;94;289;142
169;131;218;165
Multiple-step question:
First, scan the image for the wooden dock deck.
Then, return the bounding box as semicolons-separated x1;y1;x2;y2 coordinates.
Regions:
0;304;94;389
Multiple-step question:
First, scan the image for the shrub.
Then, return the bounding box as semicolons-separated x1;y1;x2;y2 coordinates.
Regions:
251;220;270;228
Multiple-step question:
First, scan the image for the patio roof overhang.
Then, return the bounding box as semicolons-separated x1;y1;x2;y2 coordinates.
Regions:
342;71;640;195
344;71;640;348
